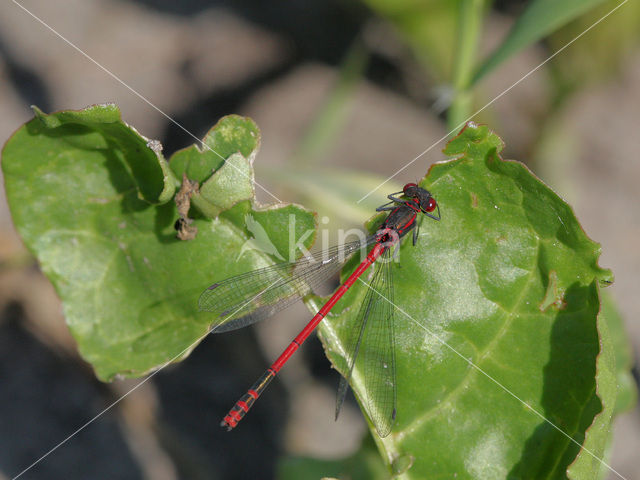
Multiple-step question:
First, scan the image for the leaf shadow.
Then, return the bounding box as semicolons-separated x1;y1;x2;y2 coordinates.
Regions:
26;120;179;244
29;121;147;204
507;281;602;479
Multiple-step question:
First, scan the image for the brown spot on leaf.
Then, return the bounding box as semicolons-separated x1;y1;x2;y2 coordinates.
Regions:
174;173;199;241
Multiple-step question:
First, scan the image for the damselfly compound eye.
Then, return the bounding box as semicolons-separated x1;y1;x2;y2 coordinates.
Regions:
425;197;437;212
403;183;418;194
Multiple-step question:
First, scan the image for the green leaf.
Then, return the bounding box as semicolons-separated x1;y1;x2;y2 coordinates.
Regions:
169;114;260;184
472;0;612;85
599;292;638;415
190;152;255;218
315;122;614;478
170;115;260;218
199;152;253;209
567;299;616;479
1;105;315;380
29;104;176;204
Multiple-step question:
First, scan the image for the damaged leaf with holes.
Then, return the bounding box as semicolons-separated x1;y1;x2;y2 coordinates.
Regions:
170;115;260;220
1;104;315;380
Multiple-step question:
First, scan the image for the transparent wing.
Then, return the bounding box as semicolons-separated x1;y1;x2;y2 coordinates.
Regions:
199;237;376;333
335;247;396;437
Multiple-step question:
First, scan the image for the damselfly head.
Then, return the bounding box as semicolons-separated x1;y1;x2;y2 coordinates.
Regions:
403;183;440;220
401;183;440;220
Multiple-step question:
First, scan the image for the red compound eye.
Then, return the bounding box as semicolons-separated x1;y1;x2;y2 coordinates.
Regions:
425;197;437;212
403;182;418;193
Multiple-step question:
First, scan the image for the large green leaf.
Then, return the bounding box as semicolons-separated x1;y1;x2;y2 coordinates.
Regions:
472;0;613;85
1;105;315;380
315;123;616;478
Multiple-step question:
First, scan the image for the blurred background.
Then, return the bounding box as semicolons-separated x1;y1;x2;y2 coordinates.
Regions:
0;0;639;479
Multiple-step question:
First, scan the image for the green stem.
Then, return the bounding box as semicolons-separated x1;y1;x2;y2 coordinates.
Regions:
290;39;369;166
447;0;485;134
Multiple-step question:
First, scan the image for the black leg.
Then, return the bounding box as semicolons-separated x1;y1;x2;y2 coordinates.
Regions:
376;194;405;212
386;193;405;204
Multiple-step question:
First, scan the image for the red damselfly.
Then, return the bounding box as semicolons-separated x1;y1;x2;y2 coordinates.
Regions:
199;183;440;437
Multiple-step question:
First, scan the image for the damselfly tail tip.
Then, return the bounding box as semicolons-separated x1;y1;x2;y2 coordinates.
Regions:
220;419;233;431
